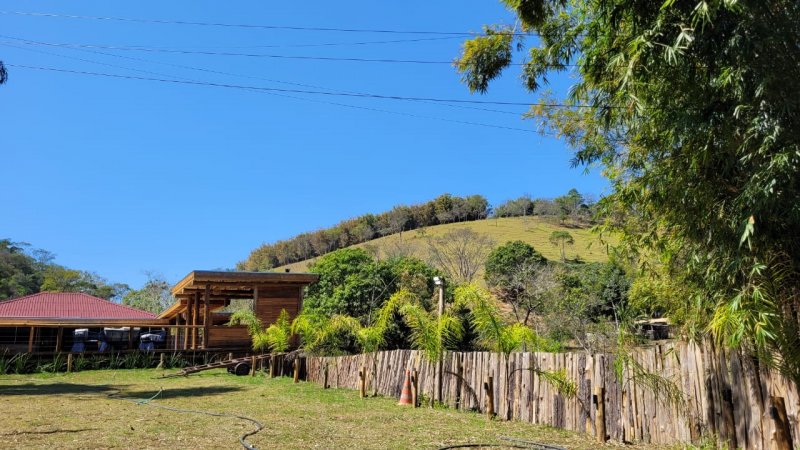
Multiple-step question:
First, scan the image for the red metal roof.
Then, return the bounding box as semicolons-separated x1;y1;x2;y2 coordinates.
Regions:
0;292;157;320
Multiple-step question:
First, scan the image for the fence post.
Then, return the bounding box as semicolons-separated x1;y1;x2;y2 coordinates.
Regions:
270;354;277;378
594;386;606;443
323;363;329;389
66;353;73;373
770;396;793;450
412;369;419;408
293;358;300;383
359;365;366;398
157;353;165;370
585;379;592;435
484;373;495;419
250;355;257;377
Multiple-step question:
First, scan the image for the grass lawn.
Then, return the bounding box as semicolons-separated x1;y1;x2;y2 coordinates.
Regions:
0;368;647;449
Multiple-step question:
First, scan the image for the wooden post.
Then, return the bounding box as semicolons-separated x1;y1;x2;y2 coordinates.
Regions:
323;364;329;389
192;292;200;350
66;353;73;373
594;386;607;443
203;284;210;348
412;369;419;408
484;374;495;419
250;355;257;377
175;315;182;351
252;285;259;312
55;327;63;352
585;379;593;435
157;353;165;370
454;357;463;410
770;396;793;450
182;309;189;350
436;282;445;404
28;326;35;353
293;358;300;383
270;354;278;378
359;365;367;398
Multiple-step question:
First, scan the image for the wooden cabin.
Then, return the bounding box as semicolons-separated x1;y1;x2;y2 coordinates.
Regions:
0;292;165;353
158;270;319;350
0;271;319;354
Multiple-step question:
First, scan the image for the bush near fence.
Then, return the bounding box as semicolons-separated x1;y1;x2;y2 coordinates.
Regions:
304;341;799;449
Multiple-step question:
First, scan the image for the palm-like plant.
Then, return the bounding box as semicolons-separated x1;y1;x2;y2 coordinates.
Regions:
455;284;573;418
229;308;293;353
291;312;361;356
346;290;423;396
399;299;462;405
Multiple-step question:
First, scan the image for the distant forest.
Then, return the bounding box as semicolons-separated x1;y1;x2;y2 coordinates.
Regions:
238;189;594;271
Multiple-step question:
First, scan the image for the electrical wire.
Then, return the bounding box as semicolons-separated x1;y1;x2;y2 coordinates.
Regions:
1;56;537;133
2;39;528;66
1;35;525;117
0;10;537;37
5;63;592;108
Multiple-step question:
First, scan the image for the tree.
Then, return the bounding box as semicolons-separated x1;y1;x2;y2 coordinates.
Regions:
0;240;43;300
40;266;127;300
121;273;174;314
304;248;441;322
485;241;552;324
426;228;494;284
554;189;585;223
457;0;800;382
548;231;574;262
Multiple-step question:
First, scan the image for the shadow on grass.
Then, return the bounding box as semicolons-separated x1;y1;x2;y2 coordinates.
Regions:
0;382;244;399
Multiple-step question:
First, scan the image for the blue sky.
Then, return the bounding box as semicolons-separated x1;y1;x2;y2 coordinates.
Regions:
0;1;608;289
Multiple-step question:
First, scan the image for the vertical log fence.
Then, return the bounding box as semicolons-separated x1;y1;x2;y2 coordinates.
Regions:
302;341;799;448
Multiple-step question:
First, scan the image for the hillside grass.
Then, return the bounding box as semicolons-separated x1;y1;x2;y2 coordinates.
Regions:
280;216;614;274
0;369;639;449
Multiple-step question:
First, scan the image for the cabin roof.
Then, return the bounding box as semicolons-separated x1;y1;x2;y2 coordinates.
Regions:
159;270;319;319
0;292;157;323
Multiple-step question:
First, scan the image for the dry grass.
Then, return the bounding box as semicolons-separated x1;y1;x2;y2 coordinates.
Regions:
280;216;615;275
0;368;644;449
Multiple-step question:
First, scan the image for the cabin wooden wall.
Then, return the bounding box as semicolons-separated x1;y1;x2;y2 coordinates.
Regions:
306;341;799;448
254;287;301;325
207;326;251;348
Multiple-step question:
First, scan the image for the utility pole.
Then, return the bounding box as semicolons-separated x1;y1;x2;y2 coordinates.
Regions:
434;276;445;405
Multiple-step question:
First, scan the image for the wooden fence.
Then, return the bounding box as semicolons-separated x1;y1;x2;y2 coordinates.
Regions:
305;341;799;448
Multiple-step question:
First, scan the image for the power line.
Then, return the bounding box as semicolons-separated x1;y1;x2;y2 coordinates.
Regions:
5;39;529;66
4;61;540;133
6;63;592;108
1;35;523;116
0;10;535;36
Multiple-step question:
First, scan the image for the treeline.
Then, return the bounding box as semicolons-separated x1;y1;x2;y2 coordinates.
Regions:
0;239;127;301
238;194;490;271
239;189;595;271
1;239;174;314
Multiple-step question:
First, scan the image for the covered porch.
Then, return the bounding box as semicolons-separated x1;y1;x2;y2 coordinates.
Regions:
159;270;319;350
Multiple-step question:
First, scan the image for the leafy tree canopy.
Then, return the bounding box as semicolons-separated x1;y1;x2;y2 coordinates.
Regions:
457;0;800;381
121;273;175;314
485;240;546;287
303;248;441;321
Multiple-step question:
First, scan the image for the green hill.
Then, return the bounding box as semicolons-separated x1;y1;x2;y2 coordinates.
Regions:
278;216;613;274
